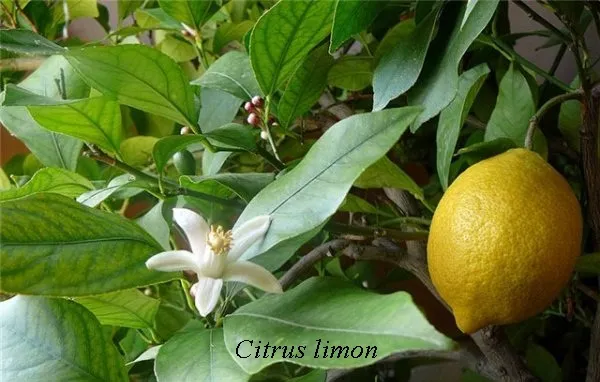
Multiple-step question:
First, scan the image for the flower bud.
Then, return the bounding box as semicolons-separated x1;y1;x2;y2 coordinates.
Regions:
260;130;269;140
180;126;191;135
247;113;260;126
251;95;264;107
244;101;254;112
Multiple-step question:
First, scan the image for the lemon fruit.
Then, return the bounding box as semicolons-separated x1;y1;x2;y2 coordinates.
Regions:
428;148;582;333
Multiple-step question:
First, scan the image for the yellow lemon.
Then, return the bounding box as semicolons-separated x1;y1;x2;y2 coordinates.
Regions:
428;148;582;333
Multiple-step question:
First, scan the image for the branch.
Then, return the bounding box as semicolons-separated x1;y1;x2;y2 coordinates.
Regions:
512;0;571;45
524;90;583;149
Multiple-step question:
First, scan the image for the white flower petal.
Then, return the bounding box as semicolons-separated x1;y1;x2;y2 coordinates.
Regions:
145;250;200;273
173;208;209;255
194;277;223;316
223;260;282;294
198;246;227;278
229;215;271;262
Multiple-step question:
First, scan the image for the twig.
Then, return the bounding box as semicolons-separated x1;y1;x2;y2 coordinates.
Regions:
279;239;351;290
576;282;600;303
85;150;242;207
512;0;571;45
524;90;583;149
0;58;45;72
325;221;429;242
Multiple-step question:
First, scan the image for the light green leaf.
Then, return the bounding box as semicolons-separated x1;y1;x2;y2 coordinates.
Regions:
4;85;123;155
339;194;393;217
278;45;335;129
77;174;150;207
250;0;335;95
204;123;257;152
234;107;421;270
118;0;143;20
52;0;99;22
558;77;582;151
158;0;219;30
159;34;197;63
75;289;160;328
180;172;275;203
134;7;181;30
455;138;516;164
198;87;243;132
0;29;65;55
0;168;93;201
156;324;250;382
437;64;490;189
462;0;480;29
0;56;86;170
120;136;159;167
354;156;425;204
224;277;453;373
328;56;373;91
407;0;499;130
66;45;197;126
330;0;387;52
193;51;262;99
290;370;327;382
0;296;127;381
0;168;11;190
136;200;171;250
525;343;562;382
213;21;255;53
203;151;231;176
576;253;600;274
373;9;439;111
484;64;535;147
153;135;205;174
0;193;175;296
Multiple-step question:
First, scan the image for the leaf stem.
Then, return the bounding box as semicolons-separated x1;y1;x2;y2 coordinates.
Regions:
512;0;571;45
524;90;583;149
325;221;429;242
256;145;286;171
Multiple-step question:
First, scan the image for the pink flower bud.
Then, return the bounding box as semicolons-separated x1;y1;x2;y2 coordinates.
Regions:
247;113;259;126
251;95;264;107
260;130;269;140
244;101;254;112
180;126;191;135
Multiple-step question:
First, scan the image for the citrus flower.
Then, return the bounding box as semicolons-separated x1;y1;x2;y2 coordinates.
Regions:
146;208;282;316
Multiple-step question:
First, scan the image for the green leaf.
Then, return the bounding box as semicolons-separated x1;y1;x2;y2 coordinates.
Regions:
134;7;181;30
0;296;128;381
205;123;257;152
136;200;171;250
198;88;243;132
0;56;86;170
290;370;327;382
373;10;439;111
193;51;262;99
461;0;480;29
118;0;143;20
66;45;197;126
328;56;373;91
52;0;99;22
559;77;582;151
75;289;160;328
180;172;275;203
354;156;425;205
156;324;250;381
4;85;123;155
525;343;562;382
407;0;499;130
339;194;393;217
278;45;335;129
213;21;255;53
224;277;453;373
120;136;159;167
77;174;150;207
159;34;197;63
575;253;600;274
437;64;490;189
158;0;219;30
0;29;65;55
233;107;421;270
0;193;175;296
330;0;387;52
0;167;93;201
250;0;335;95
484;63;534;146
153;135;205;174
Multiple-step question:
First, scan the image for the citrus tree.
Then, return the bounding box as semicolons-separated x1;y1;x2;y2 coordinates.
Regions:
0;0;599;381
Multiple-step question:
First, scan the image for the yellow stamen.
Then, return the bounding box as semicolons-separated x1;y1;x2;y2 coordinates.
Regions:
207;225;233;255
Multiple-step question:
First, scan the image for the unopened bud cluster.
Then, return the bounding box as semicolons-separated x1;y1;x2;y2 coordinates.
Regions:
244;95;277;141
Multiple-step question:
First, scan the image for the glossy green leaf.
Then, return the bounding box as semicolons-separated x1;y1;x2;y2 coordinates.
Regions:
198;88;243;132
339;194;393;217
118;0;143;20
136;200;171;250
461;0;480;29
159;34;197;63
120;136;159;167
330;0;387;52
4;85;123;155
291;370;327;382
455;138;516;163
52;0;99;22
234;107;421;270
354;156;425;205
0;193;174;296
205;123;256;152
558;77;582;151
328;56;373;91
484;64;534;146
576;253;600;274
0;56;86;170
75;289;160;328
0;296;127;381
278;45;335;129
224;277;453;373
180;172;275;203
0;29;65;55
0;168;93;201
66;45;197;126
213;21;255;53
193;51;262;99
407;0;499;130
156;324;250;382
250;0;335;95
153;135;205;174
203;151;231;176
158;0;219;30
437;64;490;189
134;7;181;30
373;9;439;111
77;174;150;207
